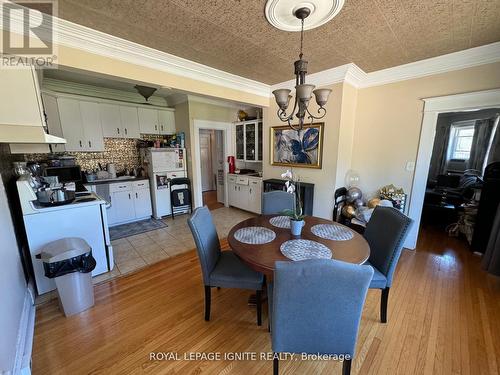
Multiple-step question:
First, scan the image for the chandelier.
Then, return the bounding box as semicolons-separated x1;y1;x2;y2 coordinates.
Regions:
271;7;332;131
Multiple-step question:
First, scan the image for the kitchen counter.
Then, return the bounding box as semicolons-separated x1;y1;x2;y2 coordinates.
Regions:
85;176;149;185
228;173;262;179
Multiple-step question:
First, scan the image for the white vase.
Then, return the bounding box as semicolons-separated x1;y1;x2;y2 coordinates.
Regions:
290;219;305;236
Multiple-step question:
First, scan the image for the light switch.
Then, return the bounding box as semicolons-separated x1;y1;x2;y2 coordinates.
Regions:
406;161;415;172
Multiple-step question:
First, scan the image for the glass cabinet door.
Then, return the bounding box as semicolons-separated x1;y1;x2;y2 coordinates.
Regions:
236;124;244;160
245;122;256;161
257;122;263;161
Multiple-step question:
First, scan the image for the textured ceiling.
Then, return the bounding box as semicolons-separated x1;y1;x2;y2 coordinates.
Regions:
56;0;500;84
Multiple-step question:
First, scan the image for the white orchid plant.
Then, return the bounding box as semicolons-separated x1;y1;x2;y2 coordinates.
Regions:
281;169;305;221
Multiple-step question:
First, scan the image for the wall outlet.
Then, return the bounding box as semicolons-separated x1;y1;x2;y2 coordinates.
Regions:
406;161;415;172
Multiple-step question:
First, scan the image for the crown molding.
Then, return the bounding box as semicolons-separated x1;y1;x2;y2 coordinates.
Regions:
361;42;500;88
422;88;500;113
3;0;499;99
270;42;500;91
1;1;271;99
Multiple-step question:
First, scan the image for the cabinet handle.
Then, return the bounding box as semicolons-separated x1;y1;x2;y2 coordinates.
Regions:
135;192;138;199
125;128;128;135
250;188;252;193
155;125;157;131
117;128;120;134
89;140;92;148
161;125;164;131
79;140;82;147
128;193;131;199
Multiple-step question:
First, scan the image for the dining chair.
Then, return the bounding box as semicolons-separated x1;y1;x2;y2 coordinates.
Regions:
262;191;295;215
188;206;265;325
271;259;373;375
363;206;413;323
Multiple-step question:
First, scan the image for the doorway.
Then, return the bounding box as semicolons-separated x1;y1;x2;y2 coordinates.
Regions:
407;89;500;249
199;128;225;210
193;119;234;210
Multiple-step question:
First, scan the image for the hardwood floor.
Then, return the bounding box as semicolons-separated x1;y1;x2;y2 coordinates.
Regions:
33;227;500;375
203;190;224;211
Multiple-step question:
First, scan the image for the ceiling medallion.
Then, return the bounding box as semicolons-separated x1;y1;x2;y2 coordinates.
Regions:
265;0;344;32
268;3;337;131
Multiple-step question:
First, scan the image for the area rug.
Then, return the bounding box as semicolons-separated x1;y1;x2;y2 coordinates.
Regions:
109;218;167;241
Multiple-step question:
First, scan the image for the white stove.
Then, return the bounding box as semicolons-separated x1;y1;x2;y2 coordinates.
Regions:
17;175;114;295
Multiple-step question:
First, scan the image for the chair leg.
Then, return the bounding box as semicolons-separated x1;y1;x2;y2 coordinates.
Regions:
273;357;279;375
256;290;262;326
342;359;351;375
380;287;390;323
204;286;211;321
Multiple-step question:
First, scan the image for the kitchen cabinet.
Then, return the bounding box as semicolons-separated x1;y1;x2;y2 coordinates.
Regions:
99;103;140;139
138;107;176;135
119;105;141;138
138;107;159;134
158;109;175;134
44;96;105;152
107;180;152;226
235;120;262;162
227;174;262;214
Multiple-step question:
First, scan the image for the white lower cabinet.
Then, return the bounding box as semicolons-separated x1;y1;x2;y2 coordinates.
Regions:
107;180;152;226
227;175;261;214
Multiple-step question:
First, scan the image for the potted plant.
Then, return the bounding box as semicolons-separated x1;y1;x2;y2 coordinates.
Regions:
281;169;305;236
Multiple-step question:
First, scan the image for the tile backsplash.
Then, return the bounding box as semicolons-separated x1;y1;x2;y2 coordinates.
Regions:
25;138;141;173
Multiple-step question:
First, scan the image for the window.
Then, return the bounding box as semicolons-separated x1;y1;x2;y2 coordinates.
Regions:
448;124;475;160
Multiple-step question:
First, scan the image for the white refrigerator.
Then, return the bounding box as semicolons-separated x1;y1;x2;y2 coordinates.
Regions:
145;148;187;219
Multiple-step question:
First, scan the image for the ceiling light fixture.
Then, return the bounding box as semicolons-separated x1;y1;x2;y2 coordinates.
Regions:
270;6;333;131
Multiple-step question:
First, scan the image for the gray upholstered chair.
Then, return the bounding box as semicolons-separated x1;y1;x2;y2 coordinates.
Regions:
271;259;373;375
262;191;295;215
188;206;265;325
363;206;413;323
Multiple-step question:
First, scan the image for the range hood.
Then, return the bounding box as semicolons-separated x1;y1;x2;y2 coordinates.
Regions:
0;66;66;145
0;124;66;144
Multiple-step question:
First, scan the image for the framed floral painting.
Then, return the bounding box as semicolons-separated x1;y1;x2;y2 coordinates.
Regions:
270;122;324;169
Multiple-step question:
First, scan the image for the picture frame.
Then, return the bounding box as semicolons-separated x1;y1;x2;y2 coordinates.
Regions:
270;122;324;169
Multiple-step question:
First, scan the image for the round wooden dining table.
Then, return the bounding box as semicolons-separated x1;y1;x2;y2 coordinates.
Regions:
228;215;370;275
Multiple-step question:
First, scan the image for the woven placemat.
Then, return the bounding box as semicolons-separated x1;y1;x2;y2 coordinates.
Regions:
269;215;291;229
234;226;276;244
311;224;354;241
280;239;332;261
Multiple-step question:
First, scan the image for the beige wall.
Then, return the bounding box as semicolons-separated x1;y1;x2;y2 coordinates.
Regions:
263;83;345;219
351;62;500;199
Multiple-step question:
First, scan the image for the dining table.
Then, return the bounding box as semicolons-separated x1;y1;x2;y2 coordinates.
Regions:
228;214;371;276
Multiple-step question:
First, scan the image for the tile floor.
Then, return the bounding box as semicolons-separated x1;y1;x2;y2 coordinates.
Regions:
35;206;254;305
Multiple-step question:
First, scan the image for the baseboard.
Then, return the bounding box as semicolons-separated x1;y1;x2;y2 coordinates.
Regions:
12;286;36;375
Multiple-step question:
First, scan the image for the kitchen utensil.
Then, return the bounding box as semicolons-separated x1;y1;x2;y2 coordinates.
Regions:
106;163;117;179
26;161;42;176
13;162;31;177
36;187;75;206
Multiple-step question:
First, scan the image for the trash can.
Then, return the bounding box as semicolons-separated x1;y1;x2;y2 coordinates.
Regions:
38;238;96;316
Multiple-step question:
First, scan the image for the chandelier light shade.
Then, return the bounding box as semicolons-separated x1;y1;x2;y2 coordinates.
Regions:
270;6;333;131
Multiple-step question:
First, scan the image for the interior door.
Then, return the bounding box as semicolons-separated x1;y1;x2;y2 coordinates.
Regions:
120;105;140;138
200;131;214;191
80;101;104;151
99;103;122;138
57;97;85;151
138;107;159;134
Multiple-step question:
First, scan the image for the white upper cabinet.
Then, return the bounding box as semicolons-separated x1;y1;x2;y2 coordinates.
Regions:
80;101;104;151
99;103;140;139
56;98;86;151
45;96;105;152
139;107;176;135
99;103;122;138
138;107;159;134
158;109;175;134
119;105;140;138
